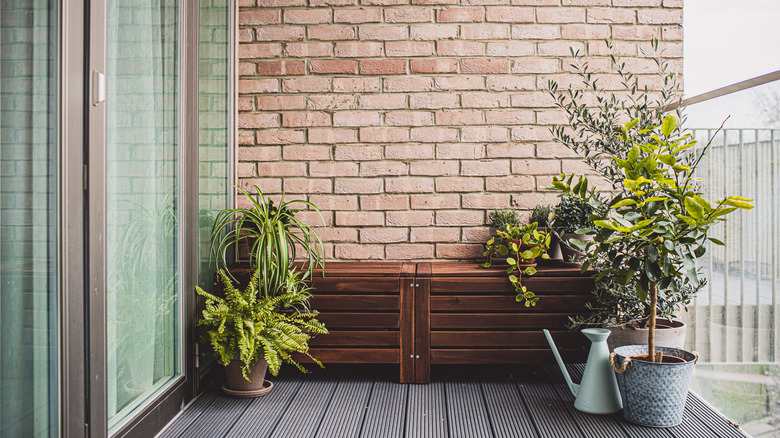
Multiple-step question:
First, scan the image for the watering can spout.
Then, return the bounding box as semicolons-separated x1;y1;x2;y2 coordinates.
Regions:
543;329;579;398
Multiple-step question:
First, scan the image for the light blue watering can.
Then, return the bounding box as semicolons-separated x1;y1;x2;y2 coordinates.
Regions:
543;328;622;415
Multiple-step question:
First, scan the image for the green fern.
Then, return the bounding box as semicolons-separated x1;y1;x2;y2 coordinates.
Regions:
196;269;328;381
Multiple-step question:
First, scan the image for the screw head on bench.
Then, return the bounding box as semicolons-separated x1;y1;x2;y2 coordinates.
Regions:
415;284;419;287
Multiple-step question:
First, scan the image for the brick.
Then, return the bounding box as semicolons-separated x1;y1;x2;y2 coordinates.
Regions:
284;9;330;24
238;162;256;177
462;24;510;40
485;142;534;157
239;130;255;145
360;162;408;176
310;59;357;74
240;146;281;161
386;245;435;260
461;58;509;74
638;9;682;24
434;76;484;91
435;177;483;192
437;143;483;159
613;0;660;5
386;111;435;126
360;127;409;143
283;144;331;160
510;58;560;74
256;60;305;76
411;193;459;208
461;127;508;142
536;143;580;158
259;0;304;5
386;144;435;159
359;25;407;40
362;0;408;4
588;40;636;56
410;24;459;40
284;42;331;57
335;145;383;160
385;177;435;193
308;195;359;210
239;62;256;76
333;111;382;127
239;43;281;58
436;210;484;226
309;94;357;109
239;113;278;128
335;211;384;226
461;227;492;243
239;97;254;111
512;126;555;142
435;110;482;126
663;0;682;6
240;10;280;25
385;76;434;92
360;59;407;75
360;228;407;243
587;8;635;24
409;93;459;109
436;7;483;22
461;160;510;175
335;244;384;259
411;127;457;142
536;7;585;23
281;77;329;93
385;8;433;22
386;211;434;226
283;178;333;193
332;77;381;93
538;41;585;56
335;42;383;57
335;178;383;193
256;161;306;176
536;110;568;125
308;26;356;40
411;227;459;242
485;175;534;191
511;92;556;107
256;129;305;144
310;162;359;177
561;24;611;39
308;128;357;143
409;160;459;176
461;93;510;108
317;228;358;243
562;0;609;4
238;28;253;43
512;158;561;174
511;24;560;39
386;41;434;57
359;94;407;109
256;26;305;41
409;59;456;75
436;243;483;259
334;8;382;23
486;41;534;56
486;7;533;22
510;192;560;209
360;195;409;210
462;193;511;209
437;41;485;56
238;178;281;194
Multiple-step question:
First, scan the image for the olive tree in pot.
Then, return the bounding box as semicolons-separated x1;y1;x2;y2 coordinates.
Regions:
551;195;594;264
548;39;753;427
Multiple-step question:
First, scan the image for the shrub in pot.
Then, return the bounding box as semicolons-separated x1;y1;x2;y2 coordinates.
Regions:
481;222;551;307
551;195;593;263
548;38;753;427
487;208;520;237
530;205;562;261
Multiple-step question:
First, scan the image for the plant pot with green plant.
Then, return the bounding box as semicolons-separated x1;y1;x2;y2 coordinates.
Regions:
200;186;328;396
481;222;551;307
551;195;594;264
548;40;753;427
530;204;562;262
487;208;520;237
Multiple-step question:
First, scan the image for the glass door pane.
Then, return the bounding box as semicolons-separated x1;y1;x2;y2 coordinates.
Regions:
105;0;181;430
0;1;59;436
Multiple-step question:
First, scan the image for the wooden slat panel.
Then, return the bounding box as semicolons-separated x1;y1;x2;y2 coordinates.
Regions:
427;261;592;277
400;273;415;383
317;312;399;329
430;330;585;348
431;295;589;313
310;294;399;311
415;273;432;384
430;313;575;330
309;331;398;347
302;261;406;277
431;348;587;364
430;276;594;295
295;348;400;364
309;278;400;294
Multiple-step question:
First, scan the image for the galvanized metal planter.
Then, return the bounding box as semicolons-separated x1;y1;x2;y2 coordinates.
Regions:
610;345;697;428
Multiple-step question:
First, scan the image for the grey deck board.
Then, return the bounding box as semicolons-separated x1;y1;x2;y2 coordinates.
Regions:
405;381;448;438
360;380;408;438
160;365;752;438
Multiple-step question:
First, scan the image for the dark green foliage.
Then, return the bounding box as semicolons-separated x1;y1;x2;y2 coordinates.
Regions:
529;205;552;228
551;195;593;233
488;209;520;229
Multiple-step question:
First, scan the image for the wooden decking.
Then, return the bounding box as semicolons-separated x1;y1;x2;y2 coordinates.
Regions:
159;365;750;438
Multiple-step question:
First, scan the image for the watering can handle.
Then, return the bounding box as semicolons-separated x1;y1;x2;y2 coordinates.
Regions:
609;352;632;374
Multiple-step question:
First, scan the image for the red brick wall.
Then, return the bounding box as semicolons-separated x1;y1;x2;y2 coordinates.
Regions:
237;0;683;260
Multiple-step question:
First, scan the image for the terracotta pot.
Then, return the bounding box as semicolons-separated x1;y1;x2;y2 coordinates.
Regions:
560;232;593;263
225;358;268;392
606;318;686;352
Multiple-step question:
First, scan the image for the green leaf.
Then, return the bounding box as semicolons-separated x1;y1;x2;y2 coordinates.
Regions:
661;114;677;136
684;197;704;220
709;237;725;246
722;199;754;210
627;145;640;163
611;199;637;208
657;154;676;166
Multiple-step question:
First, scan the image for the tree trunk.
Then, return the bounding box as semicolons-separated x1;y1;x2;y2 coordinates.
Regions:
648;281;658;362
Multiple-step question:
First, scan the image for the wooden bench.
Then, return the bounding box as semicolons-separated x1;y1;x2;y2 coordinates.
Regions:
216;261;593;383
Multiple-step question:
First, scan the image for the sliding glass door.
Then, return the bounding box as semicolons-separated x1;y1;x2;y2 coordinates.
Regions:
0;1;60;436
